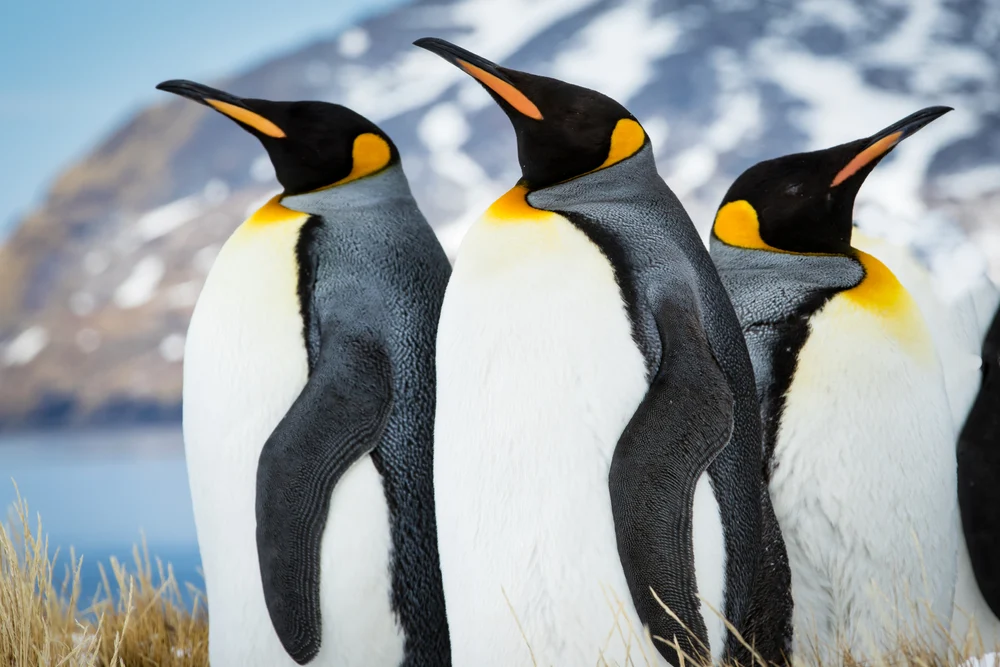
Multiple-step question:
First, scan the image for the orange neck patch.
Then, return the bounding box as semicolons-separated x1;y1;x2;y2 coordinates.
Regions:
714;201;928;349
842;250;910;312
244;195;308;228
842;250;930;356
484;184;556;225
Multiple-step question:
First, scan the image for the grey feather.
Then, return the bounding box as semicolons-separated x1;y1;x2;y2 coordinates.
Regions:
530;145;792;665
257;165;451;666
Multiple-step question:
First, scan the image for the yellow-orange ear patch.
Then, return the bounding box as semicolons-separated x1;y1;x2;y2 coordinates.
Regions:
713;200;782;251
598;119;646;170
206;99;286;138
831;132;901;187
329;132;392;187
458;61;543;120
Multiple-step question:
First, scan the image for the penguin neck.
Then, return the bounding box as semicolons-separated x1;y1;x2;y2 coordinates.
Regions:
525;144;664;213
841;249;932;356
280;163;413;218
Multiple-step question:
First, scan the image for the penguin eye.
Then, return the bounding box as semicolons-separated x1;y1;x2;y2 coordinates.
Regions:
785;183;802;196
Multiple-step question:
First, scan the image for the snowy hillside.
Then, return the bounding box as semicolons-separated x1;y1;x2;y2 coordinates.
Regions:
0;0;997;429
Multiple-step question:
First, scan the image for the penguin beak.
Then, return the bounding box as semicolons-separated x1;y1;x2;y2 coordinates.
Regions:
156;79;286;138
413;38;543;120
831;105;951;187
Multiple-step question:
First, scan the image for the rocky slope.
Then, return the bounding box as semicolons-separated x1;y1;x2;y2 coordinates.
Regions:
1;0;998;429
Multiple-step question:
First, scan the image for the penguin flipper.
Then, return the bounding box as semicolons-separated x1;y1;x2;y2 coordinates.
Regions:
958;304;1000;618
610;288;734;666
255;333;393;665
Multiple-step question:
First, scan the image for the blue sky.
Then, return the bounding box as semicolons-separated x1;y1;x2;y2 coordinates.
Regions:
0;0;408;238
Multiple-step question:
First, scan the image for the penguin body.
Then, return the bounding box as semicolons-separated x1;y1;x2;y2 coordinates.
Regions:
851;231;1000;649
435;173;728;666
958;303;1000;642
417;39;791;666
161;81;451;666
710;108;958;661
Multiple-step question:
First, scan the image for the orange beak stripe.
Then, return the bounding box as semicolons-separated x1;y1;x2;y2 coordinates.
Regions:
206;99;286;138
831;131;902;187
458;60;543;120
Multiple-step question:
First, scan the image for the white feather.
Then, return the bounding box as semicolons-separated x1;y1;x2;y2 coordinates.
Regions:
183;215;403;667
853;231;1000;650
771;290;958;663
435;210;726;665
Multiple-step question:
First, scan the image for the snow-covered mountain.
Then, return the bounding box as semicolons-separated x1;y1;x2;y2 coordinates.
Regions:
1;0;997;429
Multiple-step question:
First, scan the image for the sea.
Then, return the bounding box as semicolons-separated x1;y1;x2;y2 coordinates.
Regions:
0;426;202;608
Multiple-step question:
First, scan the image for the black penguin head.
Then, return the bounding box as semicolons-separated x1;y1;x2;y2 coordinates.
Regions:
156;80;399;195
714;106;952;255
414;38;647;190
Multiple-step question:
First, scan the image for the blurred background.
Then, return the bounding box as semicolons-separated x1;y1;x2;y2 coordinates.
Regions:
1;0;998;599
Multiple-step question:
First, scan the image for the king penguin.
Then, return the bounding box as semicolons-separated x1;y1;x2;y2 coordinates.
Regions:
709;107;959;661
156;80;451;667
957;300;1000;645
849;230;1000;648
414;39;791;667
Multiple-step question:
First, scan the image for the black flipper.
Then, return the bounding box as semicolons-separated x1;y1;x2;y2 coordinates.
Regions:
610;286;734;666
255;333;393;664
738;483;793;665
958;303;1000;617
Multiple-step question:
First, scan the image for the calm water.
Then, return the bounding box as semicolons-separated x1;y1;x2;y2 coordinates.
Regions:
0;426;202;606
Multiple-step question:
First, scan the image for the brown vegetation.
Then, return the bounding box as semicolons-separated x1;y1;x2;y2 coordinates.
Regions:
0;489;208;666
1;487;995;666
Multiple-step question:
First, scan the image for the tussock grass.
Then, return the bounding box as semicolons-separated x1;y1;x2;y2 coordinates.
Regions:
0;487;208;666
2;485;996;667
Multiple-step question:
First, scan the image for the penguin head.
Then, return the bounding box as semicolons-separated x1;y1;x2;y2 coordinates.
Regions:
414;38;647;190
714;106;952;255
156;80;399;195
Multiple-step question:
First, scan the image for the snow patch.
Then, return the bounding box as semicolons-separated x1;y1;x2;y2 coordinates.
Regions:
3;326;49;367
418;102;490;193
135;196;203;242
115;257;165;309
159;333;185;362
338;28;370;58
938;165;1000;201
552;1;680;103
663;145;717;200
342;0;602;122
704;50;763;153
642;116;670;153
418;103;470;151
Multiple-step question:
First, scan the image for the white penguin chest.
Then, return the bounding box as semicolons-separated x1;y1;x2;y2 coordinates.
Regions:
434;207;666;664
771;290;958;655
182;215;311;664
182;211;403;666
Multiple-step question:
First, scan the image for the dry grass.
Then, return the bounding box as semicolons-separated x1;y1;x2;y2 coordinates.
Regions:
0;487;208;666
1;485;996;667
